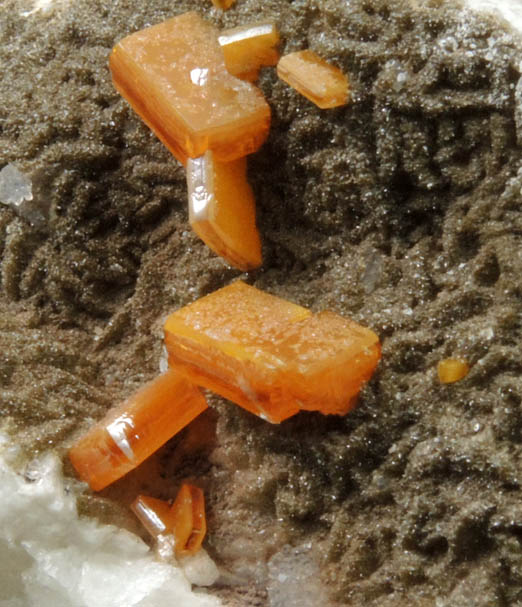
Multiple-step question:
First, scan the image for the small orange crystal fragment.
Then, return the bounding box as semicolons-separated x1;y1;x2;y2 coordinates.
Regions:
69;369;208;491
277;50;349;109
164;282;380;422
437;358;470;383
131;495;174;536
171;484;207;555
109;12;270;164
211;0;236;9
187;151;262;270
219;21;280;81
132;484;207;555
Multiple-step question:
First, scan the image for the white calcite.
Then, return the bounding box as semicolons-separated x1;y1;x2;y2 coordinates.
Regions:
0;437;221;607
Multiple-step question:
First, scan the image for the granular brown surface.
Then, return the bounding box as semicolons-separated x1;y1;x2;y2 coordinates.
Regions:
1;0;522;604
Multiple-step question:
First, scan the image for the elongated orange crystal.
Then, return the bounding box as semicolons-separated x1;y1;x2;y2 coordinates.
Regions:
132;485;207;555
437;358;470;383
69;369;208;491
109;12;270;165
277;50;349;109
164;282;381;422
187;151;262;270
219;21;280;81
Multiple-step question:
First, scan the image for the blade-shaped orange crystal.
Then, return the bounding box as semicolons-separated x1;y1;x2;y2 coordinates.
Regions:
219;21;280;81
69;369;208;491
171;484;207;555
109;12;270;165
277;50;350;109
187;151;262;271
131;485;207;555
164;281;380;422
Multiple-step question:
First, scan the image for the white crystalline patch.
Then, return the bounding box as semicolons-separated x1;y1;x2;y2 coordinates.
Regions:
267;544;330;607
0;439;221;607
0;164;33;207
465;0;522;34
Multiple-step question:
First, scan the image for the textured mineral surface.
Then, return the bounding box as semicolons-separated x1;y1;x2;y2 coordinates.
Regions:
1;0;522;605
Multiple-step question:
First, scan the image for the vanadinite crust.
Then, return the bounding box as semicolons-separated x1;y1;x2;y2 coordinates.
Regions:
164;281;381;422
109;12;271;164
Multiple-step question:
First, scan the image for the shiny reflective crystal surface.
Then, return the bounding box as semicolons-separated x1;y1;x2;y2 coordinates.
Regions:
187;151;262;270
69;369;208;490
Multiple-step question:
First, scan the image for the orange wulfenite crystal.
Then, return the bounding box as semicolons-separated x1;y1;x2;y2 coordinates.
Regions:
219;21;280;81
69;369;208;491
164;282;381;422
437;358;470;383
109;12;270;165
277;50;349;109
132;485;207;556
211;0;236;9
187;151;262;270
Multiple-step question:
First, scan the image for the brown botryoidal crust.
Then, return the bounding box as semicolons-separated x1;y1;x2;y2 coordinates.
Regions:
2;0;522;605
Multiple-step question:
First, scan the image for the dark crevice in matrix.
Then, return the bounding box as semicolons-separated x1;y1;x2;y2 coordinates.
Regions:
1;0;522;605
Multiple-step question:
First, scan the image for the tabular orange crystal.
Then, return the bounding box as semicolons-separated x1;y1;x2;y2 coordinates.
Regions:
69;369;208;491
219;21;280;81
437;358;470;383
164;281;381;422
277;50;350;109
109;12;270;165
187;151;262;271
132;485;207;556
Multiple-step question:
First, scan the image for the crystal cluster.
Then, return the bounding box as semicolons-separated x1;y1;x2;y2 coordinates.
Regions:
109;12;278;270
132;484;206;556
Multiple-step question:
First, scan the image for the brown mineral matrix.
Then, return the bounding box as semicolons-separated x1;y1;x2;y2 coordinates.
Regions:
109;12;271;165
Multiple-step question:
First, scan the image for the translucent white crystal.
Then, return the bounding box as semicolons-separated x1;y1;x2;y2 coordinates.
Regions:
267;544;330;607
0;164;33;207
0;438;221;607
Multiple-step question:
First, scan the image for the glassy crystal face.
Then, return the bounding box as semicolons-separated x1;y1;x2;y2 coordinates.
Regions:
219;21;280;81
187;151;262;270
109;12;270;165
277;50;350;109
164;282;381;423
69;369;208;490
132;485;206;555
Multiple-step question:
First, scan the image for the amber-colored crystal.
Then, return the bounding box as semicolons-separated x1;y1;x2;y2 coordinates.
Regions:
219;21;280;81
187;151;262;270
132;485;207;555
164;281;380;422
437;358;470;383
277;50;349;109
211;0;236;9
109;12;270;165
171;484;207;555
69;369;208;491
